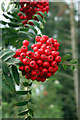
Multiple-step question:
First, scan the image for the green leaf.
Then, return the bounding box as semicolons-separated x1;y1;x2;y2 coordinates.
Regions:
1;2;5;12
2;62;10;74
6;58;20;65
71;65;76;71
26;116;31;120
8;23;19;27
15;101;28;106
3;71;15;93
12;65;20;85
0;20;7;25
16;91;28;95
18;110;28;116
16;90;31;95
63;64;67;70
23;82;28;87
28;20;43;32
0;49;12;59
61;54;71;62
25;24;37;35
3;13;10;19
70;59;78;64
2;52;15;62
23;82;32;87
33;14;43;22
28;109;33;116
36;11;45;18
2;78;13;94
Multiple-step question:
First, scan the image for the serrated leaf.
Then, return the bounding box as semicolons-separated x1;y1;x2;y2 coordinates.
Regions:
3;72;15;93
15;101;28;106
18;110;28;116
12;65;20;85
8;23;19;27
61;54;71;62
0;49;12;59
2;78;13;94
2;52;15;62
70;59;78;64
2;62;10;74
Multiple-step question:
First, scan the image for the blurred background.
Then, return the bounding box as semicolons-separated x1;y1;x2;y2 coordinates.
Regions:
0;0;80;119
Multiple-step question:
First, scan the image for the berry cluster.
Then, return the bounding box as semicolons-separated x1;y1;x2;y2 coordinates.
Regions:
13;35;61;82
18;0;49;25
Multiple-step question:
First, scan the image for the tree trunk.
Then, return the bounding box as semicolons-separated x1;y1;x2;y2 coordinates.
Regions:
70;1;80;119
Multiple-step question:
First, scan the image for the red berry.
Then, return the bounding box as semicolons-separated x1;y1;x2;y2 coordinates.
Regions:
31;71;37;76
53;66;58;74
55;56;61;62
18;13;22;16
31;76;36;81
37;59;43;66
51;61;57;67
35;36;41;42
47;55;54;62
26;51;33;58
16;57;23;62
43;61;50;68
41;54;47;60
36;70;40;76
45;49;51;55
20;52;26;59
36;77;41;82
47;72;52;78
37;42;42;48
34;53;40;60
25;74;31;79
40;37;46;43
48;66;54;73
38;49;44;54
42;68;48;74
42;35;49;40
25;66;31;72
21;45;28;52
30;61;36;67
41;78;46;82
16;49;22;56
31;44;36;49
19;66;24;71
46;39;52;45
41;44;46;50
38;66;43;71
33;47;38;52
51;51;58;57
23;40;29;46
23;58;30;65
